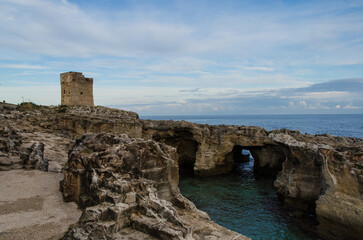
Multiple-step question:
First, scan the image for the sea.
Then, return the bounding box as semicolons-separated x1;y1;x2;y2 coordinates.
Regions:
140;114;363;240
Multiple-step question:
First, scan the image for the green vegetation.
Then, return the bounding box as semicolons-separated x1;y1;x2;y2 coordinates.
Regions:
17;102;43;111
16;102;69;113
57;105;68;113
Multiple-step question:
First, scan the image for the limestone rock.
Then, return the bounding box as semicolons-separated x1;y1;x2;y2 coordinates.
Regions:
0;126;22;154
60;133;248;240
0;126;24;170
271;131;363;240
1;105;362;240
23;142;48;171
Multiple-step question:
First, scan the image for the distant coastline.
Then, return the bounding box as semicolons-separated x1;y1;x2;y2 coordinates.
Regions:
141;114;363;139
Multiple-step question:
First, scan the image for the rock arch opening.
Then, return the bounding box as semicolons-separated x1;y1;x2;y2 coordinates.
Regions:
224;144;288;177
232;146;253;164
223;145;255;175
152;130;199;177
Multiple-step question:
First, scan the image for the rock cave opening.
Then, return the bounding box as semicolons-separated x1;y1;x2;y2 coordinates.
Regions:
179;143;320;240
234;146;253;164
225;145;256;174
152;130;199;178
177;137;198;177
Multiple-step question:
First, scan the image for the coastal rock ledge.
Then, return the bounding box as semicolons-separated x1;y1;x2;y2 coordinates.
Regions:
1;105;362;240
60;133;249;240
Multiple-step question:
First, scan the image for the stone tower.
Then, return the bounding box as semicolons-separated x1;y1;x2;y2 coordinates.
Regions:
60;72;94;106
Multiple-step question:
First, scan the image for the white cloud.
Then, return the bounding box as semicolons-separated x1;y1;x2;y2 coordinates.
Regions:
344;104;362;109
0;1;363;115
0;0;362;66
299;100;307;107
292;91;350;100
240;66;275;71
0;64;48;69
0;0;194;57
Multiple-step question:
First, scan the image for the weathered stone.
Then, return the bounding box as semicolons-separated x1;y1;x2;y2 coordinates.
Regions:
124;192;136;204
60;133;248;240
23;142;48;171
1;104;362;240
0;126;24;170
271;132;363;240
0;156;23;171
61;72;94;106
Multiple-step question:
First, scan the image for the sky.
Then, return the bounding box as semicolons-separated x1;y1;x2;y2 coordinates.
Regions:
0;0;363;115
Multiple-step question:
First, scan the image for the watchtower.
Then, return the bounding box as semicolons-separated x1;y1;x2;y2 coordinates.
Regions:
60;72;94;106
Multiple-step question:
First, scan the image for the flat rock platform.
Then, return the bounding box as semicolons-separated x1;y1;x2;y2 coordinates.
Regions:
0;170;81;240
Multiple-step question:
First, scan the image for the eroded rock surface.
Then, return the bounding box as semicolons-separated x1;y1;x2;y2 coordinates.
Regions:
1;105;362;240
0;126;24;171
270;130;363;240
23;142;48;171
60;133;248;240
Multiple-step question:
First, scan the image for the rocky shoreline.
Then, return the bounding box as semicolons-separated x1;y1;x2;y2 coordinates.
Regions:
1;104;362;239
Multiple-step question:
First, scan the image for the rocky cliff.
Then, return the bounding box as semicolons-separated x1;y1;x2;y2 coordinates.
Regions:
270;131;363;240
1;105;362;240
60;133;247;240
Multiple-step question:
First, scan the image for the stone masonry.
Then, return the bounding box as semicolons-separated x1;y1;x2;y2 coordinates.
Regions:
60;72;94;106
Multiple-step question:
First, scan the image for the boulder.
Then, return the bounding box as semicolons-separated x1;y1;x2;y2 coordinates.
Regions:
23;142;48;171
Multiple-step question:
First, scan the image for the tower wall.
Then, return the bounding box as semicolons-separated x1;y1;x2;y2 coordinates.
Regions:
60;72;94;106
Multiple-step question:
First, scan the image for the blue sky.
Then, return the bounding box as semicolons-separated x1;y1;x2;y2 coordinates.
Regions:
0;0;363;115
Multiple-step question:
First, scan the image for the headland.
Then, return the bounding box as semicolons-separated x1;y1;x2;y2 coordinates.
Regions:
0;104;362;240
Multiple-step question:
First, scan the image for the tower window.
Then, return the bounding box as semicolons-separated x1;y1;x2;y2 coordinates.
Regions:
80;92;83;95
64;90;66;94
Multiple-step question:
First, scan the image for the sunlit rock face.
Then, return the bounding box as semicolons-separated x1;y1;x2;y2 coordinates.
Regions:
270;131;363;240
60;133;248;240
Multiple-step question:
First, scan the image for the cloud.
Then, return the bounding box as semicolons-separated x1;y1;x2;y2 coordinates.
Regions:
0;0;194;57
2;77;362;115
180;88;202;93
0;64;48;69
240;66;275;71
0;0;363;115
344;104;362;109
109;78;363;115
296;79;363;92
1;0;363;66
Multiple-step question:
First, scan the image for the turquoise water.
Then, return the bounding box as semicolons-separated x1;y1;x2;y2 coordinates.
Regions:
179;161;320;240
140;114;362;239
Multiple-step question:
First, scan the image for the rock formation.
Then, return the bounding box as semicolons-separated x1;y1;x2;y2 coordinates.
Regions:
0;126;23;171
60;133;248;240
270;131;363;240
23;141;48;171
1;104;362;240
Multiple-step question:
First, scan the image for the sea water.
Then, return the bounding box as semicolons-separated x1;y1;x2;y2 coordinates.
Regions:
141;114;363;139
140;114;363;240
